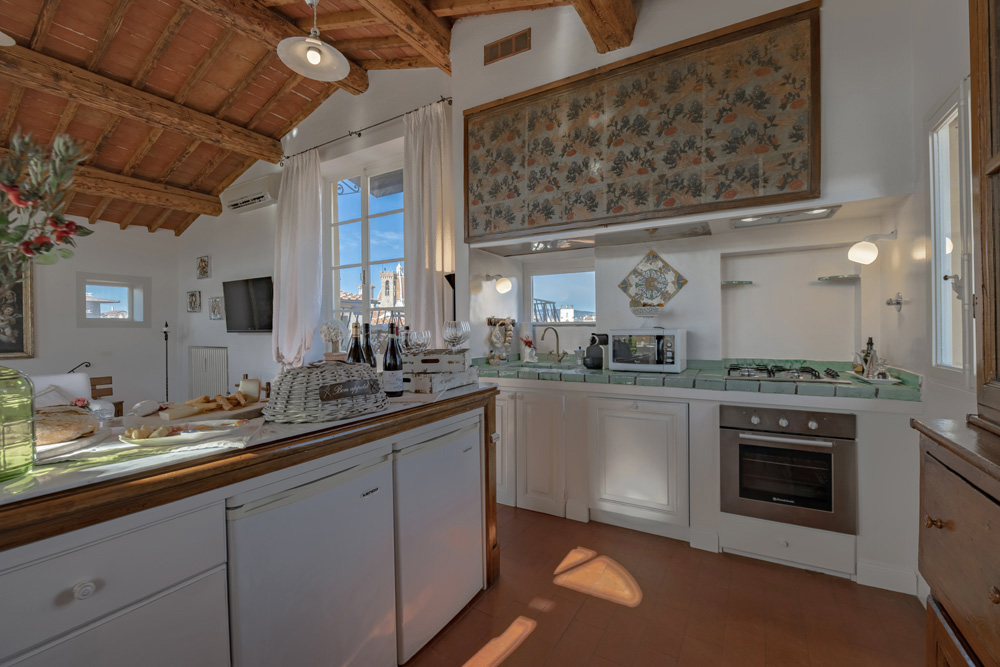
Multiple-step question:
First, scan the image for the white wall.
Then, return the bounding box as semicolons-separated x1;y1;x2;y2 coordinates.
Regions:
6;224;182;409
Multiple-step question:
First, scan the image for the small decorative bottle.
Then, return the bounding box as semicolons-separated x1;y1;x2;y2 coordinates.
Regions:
0;366;34;482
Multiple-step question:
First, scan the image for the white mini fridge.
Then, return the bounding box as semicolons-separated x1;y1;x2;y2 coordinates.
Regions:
226;447;397;667
393;418;484;664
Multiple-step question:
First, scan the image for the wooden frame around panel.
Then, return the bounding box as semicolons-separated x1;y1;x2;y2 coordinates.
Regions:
969;0;1000;423
463;0;822;244
0;265;33;360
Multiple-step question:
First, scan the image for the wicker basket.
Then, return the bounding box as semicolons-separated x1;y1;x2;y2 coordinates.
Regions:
262;361;388;423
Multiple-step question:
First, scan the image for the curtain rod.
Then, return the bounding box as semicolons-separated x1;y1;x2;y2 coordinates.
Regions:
280;95;453;165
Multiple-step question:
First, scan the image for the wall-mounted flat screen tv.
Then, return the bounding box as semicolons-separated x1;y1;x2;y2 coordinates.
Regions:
223;277;274;333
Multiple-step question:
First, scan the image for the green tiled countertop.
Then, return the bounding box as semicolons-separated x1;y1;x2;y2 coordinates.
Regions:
473;356;921;402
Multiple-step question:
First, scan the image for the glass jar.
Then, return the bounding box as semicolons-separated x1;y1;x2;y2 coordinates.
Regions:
0;366;34;481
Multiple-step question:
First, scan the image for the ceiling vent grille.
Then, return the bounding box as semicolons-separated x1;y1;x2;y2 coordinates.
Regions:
484;29;531;65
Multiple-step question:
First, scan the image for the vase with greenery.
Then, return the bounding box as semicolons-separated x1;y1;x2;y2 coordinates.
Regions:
0;132;88;481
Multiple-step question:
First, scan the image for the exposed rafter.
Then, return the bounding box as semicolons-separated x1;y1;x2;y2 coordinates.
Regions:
300;9;381;31
0;148;222;216
176;0;370;95
426;0;569;16
357;56;435;70
570;0;636;53
356;0;452;74
335;36;410;52
0;45;283;163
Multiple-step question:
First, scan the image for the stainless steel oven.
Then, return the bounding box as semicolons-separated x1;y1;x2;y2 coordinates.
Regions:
720;405;857;535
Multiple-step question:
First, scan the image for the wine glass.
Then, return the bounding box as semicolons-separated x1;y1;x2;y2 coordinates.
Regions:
412;330;431;352
370;325;390;354
443;321;464;351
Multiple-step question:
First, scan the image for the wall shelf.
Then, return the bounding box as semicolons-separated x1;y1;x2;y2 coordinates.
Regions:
721;280;754;286
817;274;860;282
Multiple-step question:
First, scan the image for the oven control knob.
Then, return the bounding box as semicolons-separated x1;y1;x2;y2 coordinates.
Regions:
750;415;760;425
778;417;789;428
808;420;819;430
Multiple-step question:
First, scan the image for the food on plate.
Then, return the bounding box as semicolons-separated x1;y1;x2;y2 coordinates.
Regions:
232;391;247;407
124;420;250;441
35;406;100;446
214;394;234;411
185;395;211;406
132;399;162;417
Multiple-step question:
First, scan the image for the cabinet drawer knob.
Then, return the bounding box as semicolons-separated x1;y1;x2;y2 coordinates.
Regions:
631;402;639;410
72;581;97;600
990;587;1000;605
924;516;945;529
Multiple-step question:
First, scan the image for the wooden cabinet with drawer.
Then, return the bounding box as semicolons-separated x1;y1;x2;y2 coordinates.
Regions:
914;418;1000;667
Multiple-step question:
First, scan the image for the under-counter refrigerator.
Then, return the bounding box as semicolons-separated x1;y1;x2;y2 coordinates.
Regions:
393;417;485;664
226;445;397;667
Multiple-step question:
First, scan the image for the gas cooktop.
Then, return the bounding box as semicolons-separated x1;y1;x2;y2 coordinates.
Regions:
726;365;850;384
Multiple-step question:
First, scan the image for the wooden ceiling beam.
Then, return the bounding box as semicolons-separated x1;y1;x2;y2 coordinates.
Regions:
175;31;234;105
356;56;435;70
247;73;303;129
335;36;410;52
275;83;338;138
147;208;174;233
131;5;193;86
356;0;452;73
119;204;144;230
30;0;61;50
570;0;636;53
426;0;568;17
0;46;283;163
304;9;381;31
176;0;369;95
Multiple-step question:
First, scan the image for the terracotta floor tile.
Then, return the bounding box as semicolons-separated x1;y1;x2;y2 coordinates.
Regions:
407;508;926;667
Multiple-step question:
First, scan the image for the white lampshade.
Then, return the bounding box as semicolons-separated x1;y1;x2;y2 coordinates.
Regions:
848;240;879;265
945;237;954;254
495;277;513;294
277;36;350;82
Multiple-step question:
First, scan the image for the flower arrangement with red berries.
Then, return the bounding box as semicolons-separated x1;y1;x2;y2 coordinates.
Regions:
0;133;90;291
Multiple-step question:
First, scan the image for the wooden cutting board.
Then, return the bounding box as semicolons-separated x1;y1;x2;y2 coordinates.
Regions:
123;401;267;427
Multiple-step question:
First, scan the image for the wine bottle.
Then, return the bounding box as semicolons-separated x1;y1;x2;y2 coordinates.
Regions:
383;323;404;397
362;323;377;369
862;336;874;366
345;323;364;363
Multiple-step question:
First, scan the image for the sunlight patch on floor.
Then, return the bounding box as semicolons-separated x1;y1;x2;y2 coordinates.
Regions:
552;546;643;607
461;616;537;667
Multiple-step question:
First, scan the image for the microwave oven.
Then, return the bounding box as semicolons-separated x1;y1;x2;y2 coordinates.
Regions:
608;329;687;373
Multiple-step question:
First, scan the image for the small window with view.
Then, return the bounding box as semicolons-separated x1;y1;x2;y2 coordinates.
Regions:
530;270;596;324
76;273;151;328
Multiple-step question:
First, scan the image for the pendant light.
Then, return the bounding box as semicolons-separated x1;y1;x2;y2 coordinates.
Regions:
277;0;350;82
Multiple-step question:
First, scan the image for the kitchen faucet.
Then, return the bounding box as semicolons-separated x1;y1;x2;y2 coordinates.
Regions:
540;327;567;363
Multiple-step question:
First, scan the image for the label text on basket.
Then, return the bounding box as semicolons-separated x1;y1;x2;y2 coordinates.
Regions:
318;379;382;401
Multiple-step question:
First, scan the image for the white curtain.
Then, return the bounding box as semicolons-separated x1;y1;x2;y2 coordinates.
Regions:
272;149;323;367
404;101;454;346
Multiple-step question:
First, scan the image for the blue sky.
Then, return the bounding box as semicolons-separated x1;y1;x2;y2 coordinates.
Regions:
533;271;596;312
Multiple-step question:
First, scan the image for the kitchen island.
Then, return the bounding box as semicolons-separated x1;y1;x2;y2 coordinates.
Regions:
0;384;498;667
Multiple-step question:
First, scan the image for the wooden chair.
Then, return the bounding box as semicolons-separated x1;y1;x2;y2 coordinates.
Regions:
90;376;124;417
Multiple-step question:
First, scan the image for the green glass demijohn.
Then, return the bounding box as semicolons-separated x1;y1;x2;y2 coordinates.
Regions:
0;365;34;481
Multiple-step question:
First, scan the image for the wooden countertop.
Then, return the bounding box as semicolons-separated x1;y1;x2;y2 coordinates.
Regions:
0;385;499;553
911;417;1000;497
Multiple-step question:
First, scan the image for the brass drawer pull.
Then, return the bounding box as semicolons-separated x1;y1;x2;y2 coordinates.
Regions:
990;587;1000;605
924;516;946;529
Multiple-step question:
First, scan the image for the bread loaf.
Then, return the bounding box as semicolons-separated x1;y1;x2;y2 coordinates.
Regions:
35;406;100;446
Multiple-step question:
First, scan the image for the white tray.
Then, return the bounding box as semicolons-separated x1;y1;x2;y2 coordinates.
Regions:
849;372;901;385
119;420;248;446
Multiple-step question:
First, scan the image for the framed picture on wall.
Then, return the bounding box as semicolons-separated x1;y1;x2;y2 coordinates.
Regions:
187;290;202;313
196;256;211;279
0;265;33;359
209;296;224;320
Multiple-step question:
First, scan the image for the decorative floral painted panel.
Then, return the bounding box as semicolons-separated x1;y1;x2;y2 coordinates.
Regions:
465;10;820;242
618;251;688;307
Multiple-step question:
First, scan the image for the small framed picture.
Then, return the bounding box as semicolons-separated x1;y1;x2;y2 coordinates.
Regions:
209;296;224;320
187;290;201;313
196;256;211;279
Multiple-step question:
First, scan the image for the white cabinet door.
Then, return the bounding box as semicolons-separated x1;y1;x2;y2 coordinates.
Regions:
5;568;230;667
516;390;566;517
495;391;517;507
589;398;689;526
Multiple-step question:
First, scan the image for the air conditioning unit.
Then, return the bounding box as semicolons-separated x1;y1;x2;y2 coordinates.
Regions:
222;173;280;212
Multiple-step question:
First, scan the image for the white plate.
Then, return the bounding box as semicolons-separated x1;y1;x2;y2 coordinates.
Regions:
36;428;112;461
849;372;901;385
119;420;247;446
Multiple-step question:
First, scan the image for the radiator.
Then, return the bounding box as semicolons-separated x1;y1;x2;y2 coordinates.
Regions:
189;346;229;398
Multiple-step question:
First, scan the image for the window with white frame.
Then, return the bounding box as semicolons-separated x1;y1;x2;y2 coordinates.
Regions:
525;258;597;324
331;164;406;326
76;272;151;328
930;81;974;383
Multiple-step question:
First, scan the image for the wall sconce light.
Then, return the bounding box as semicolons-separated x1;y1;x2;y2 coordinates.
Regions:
848;230;897;265
486;274;513;294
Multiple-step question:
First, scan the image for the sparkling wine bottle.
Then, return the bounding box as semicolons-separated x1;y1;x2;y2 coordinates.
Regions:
382;323;404;397
362;323;377;369
346;323;364;363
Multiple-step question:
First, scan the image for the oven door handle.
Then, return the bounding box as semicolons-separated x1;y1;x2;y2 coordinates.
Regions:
738;433;835;448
